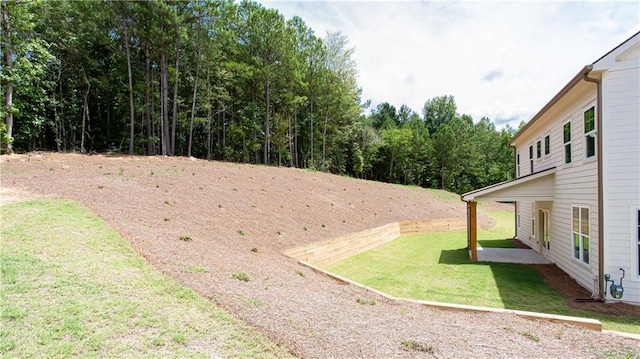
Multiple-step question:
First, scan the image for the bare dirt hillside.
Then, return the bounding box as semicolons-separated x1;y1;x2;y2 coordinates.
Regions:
1;153;637;358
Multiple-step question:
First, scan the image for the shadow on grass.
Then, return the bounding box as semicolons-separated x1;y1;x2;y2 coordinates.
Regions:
478;239;516;248
438;248;570;311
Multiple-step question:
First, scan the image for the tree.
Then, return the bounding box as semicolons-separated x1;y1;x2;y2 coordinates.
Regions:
422;95;457;135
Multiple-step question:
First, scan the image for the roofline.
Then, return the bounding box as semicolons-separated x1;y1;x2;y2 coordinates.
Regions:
592;30;640;65
509;66;591;146
510;31;640;147
461;167;556;201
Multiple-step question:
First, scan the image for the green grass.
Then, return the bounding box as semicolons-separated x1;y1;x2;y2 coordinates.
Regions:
327;210;640;334
0;199;292;358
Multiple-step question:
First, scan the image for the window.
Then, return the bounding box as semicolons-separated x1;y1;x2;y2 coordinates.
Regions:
572;206;590;264
544;135;550;156
637;209;639;276
536;140;542;159
531;203;536;237
584;107;596;158
563;121;572;164
529;145;534;173
516;154;520;177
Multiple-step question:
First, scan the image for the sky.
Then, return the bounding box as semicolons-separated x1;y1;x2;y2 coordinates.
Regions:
259;1;640;128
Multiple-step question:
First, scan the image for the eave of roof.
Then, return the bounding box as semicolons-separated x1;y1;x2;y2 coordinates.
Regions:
509;67;590;146
461;167;556;202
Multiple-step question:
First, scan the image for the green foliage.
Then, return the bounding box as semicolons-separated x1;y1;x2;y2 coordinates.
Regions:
231;272;250;282
4;0;513;196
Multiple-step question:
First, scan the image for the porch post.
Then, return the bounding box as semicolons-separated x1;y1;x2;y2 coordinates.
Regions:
469;201;478;262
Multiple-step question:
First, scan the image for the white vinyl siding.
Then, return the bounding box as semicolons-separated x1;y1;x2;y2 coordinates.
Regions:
601;50;640;303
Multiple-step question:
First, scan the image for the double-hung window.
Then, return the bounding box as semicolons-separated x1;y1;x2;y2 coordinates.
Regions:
529;145;534;173
544;134;550;156
536;140;542;159
584;107;596;158
572;206;590;264
637;209;640;276
516;154;520;177
563;121;572;164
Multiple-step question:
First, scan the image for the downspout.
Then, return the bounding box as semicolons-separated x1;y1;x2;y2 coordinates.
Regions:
583;65;605;301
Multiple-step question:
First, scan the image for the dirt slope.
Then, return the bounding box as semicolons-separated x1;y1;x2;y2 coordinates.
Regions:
1;153;637;358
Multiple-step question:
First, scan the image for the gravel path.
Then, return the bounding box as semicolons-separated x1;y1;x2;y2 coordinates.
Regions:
1;153;638;358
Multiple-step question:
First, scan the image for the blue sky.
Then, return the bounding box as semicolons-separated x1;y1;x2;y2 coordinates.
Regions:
260;1;639;128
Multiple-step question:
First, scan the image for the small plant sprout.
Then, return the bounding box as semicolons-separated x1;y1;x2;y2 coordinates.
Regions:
303;226;307;231
231;272;250;282
401;339;433;353
251;247;258;253
163;217;169;222
321;224;326;228
237;229;245;236
276;230;282;236
118;167;124;175
356;298;376;305
179;235;192;242
295;270;305;278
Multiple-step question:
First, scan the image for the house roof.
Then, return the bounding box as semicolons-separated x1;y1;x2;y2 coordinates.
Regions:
510;31;640;146
461;167;556;202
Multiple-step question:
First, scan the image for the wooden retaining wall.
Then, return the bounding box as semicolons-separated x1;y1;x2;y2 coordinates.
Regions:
284;218;466;267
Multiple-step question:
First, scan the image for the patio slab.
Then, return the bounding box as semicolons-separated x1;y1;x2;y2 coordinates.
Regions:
476;247;552;264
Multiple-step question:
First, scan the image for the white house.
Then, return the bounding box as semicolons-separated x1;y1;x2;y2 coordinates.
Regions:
462;31;640;305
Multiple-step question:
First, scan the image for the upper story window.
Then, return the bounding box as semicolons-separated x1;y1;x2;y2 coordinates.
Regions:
544;134;550;156
536;140;542;159
563;121;572;164
529;145;534;173
584;107;596;158
516;154;520;177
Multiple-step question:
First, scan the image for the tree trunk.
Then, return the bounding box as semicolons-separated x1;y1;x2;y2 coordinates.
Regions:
160;53;170;155
124;19;135;155
81;82;91;153
145;45;153;155
322;113;328;164
2;3;14;154
205;68;212;160
188;30;202;158
263;77;270;165
170;39;180;156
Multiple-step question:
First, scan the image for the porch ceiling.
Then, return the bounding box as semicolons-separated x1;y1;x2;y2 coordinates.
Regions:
462;167;556;202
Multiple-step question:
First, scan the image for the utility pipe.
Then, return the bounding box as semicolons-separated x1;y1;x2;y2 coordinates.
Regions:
582;65;604;301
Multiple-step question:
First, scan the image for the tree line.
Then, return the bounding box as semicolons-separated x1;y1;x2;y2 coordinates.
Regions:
1;0;516;194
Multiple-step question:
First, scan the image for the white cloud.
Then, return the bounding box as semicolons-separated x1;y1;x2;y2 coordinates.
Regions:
261;1;640;128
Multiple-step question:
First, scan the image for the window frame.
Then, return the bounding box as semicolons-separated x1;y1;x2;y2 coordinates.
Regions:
636;209;639;276
544;134;550;156
536;140;542;159
529;144;534;173
563;121;572;164
516;153;520;177
572;206;590;265
531;202;536;237
584;106;596;159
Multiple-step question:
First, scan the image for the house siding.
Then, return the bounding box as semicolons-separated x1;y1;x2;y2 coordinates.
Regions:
602;52;640;304
514;88;600;296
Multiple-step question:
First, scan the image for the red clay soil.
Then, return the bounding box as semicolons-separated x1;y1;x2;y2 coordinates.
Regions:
1;153;638;358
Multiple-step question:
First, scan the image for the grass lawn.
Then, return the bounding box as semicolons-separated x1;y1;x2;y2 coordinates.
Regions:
0;199;292;358
327;210;640;334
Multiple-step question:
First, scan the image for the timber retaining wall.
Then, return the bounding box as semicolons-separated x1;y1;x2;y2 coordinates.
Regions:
284;218;466;267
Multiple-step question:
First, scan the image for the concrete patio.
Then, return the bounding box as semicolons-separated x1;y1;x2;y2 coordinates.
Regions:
475;247;552;264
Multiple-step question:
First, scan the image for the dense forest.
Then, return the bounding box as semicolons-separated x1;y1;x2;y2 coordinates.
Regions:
1;0;517;194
